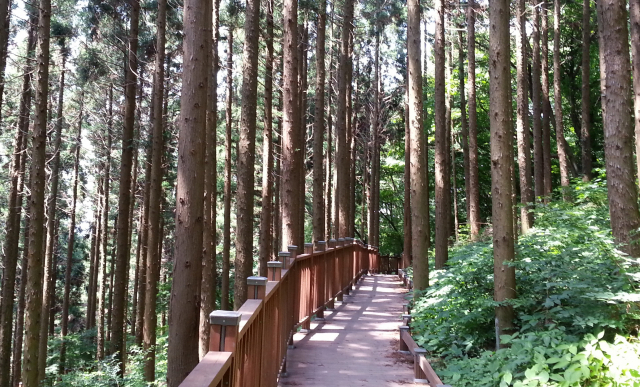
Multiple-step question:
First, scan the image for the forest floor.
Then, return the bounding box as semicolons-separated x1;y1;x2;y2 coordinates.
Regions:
279;274;418;387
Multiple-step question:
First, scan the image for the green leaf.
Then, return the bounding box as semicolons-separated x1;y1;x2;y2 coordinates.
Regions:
502;371;513;384
553;360;570;370
546;357;562;364
538;370;549;384
525;368;537;380
549;373;565;382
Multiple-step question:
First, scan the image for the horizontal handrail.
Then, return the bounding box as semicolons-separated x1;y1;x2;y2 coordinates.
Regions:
180;238;380;387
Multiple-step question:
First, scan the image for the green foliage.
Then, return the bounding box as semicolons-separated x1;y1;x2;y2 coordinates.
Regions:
410;180;640;386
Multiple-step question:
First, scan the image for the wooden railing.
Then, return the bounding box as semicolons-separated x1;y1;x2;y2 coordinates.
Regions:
180;238;380;387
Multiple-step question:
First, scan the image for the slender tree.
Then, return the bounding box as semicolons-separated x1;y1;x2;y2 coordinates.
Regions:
531;2;544;200
434;0;449;268
143;0;167;378
489;0;516;342
166;0;209;377
467;0;480;240
541;2;552;199
60;93;83;374
221;26;234;311
516;0;534;232
200;0;220;358
281;0;300;249
581;0;593;180
595;0;640;257
234;0;261;308
553;0;571;198
312;0;327;244
22;0;53;381
111;0;141;372
409;0;428;291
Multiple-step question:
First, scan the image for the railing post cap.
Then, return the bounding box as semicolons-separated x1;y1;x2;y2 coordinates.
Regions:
278;251;291;257
345;237;354;242
402;314;412;319
304;242;313;247
317;240;326;245
287;245;298;251
415;347;427;355
399;325;410;331
267;261;283;268
209;310;242;326
329;239;337;242
337;238;345;242
247;276;268;286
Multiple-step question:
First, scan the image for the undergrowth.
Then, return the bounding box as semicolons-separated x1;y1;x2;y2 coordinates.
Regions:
411;177;640;387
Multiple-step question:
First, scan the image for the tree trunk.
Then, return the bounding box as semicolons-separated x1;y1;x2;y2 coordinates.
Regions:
336;0;354;239
434;0;449;269
166;0;209;378
516;0;534;232
234;0;260;309
281;0;300;249
59;93;83;374
221;29;233;311
0;14;35;386
88;177;103;330
297;22;308;248
553;0;571;199
408;0;428;291
313;0;327;244
458;31;469;229
403;93;411;267
11;242;28;387
467;0;480;240
541;2;552;200
200;0;219;360
111;0;140;373
97;93;113;360
325;11;335;240
532;2;544;200
581;0;593;181
21;0;52;382
595;0;640;257
143;0;167;378
630;0;640;176
489;0;516;342
0;0;12;121
369;33;380;246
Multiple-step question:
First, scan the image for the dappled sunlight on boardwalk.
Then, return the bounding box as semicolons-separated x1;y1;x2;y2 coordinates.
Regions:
279;275;418;387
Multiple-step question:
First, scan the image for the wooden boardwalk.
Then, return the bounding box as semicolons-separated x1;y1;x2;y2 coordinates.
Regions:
279;274;419;387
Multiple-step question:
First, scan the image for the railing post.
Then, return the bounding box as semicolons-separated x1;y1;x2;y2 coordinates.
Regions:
328;239;336;249
399;325;410;352
326;239;335;310
315;241;326;319
209;311;242;352
414;348;428;383
247;276;268;300
267;260;283;281
336;238;345;301
278;251;290;269
304;243;313;255
288;245;298;267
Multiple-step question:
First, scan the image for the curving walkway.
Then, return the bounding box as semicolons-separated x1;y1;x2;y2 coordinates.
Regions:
279;274;418;387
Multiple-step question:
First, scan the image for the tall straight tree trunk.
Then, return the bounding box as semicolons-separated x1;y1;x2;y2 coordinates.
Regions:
349;54;358;239
37;48;67;379
221;30;233;311
516;0;534;232
297;22;308;248
581;0;593;181
541;2;552;200
143;0;167;378
88;178;104;330
630;0;640;175
234;0;260;309
369;33;380;246
532;2;544;200
274;73;283;257
111;0;140;373
325;11;335;240
281;0;300;249
457;31;469;227
166;0;209;378
408;0;428;291
0;14;36;386
553;0;571;198
336;0;354;239
489;0;516;342
59;95;83;374
21;0;52;382
312;0;327;244
595;0;640;257
12;189;31;387
259;0;274;274
467;0;480;240
434;0;449;269
200;0;219;359
0;0;12;121
403;95;411;267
